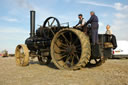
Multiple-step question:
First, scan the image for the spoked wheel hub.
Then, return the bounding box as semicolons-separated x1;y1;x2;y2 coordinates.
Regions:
51;29;91;70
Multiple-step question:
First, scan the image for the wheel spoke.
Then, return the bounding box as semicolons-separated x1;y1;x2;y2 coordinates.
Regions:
59;49;66;52
74;50;81;54
55;42;60;48
56;55;67;61
69;32;72;45
73;53;80;61
60;45;67;50
61;33;70;45
54;50;61;54
51;19;55;26
61;43;67;47
55;42;66;50
71;55;74;66
54;48;66;54
54;49;67;56
54;48;66;53
50;29;55;35
48;21;50;26
57;39;67;47
65;55;71;64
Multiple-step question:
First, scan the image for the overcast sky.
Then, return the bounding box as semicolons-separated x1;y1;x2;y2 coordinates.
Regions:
0;0;128;53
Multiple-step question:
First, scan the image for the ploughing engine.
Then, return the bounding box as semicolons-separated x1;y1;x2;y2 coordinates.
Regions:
15;10;117;70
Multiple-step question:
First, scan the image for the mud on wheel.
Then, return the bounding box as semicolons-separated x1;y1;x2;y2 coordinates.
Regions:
15;44;29;66
51;28;91;70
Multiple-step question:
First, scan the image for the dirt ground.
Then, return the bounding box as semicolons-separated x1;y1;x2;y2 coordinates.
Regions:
0;57;128;85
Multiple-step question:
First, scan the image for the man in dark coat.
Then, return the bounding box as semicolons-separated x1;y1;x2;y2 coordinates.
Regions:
85;11;99;45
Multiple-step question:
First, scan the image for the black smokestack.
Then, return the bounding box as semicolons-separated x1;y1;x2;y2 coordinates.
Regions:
30;10;35;37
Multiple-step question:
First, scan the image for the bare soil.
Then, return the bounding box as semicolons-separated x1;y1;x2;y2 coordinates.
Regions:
0;57;128;85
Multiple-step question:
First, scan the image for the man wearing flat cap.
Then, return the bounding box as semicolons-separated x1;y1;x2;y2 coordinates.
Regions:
85;11;99;45
74;14;86;30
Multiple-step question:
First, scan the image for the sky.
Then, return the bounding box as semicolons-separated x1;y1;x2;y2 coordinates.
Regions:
0;0;128;53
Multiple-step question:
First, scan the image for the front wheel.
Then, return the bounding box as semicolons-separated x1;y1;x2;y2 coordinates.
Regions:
15;44;29;66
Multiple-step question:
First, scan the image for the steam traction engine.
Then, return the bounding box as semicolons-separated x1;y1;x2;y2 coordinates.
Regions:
15;11;117;70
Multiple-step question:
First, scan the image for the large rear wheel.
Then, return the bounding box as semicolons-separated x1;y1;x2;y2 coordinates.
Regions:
51;29;91;70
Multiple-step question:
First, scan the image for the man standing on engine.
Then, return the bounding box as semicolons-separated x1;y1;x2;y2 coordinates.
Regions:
85;11;99;45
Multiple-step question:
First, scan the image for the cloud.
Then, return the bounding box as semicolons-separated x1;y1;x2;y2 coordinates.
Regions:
114;3;128;11
1;16;18;22
78;1;113;8
13;0;34;10
78;0;128;11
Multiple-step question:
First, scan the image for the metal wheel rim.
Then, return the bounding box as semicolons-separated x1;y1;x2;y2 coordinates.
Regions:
15;45;29;66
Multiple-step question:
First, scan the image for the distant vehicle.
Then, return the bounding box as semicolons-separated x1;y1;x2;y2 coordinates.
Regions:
0;50;8;57
112;41;128;59
0;54;2;56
